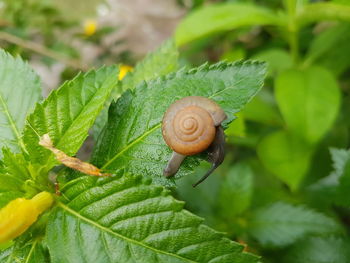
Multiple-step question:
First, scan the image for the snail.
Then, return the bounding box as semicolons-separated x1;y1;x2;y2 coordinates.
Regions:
162;96;227;187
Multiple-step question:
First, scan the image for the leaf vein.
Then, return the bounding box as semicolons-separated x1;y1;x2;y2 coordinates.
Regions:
58;202;196;263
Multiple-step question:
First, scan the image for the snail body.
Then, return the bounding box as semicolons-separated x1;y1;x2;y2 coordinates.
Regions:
162;96;227;187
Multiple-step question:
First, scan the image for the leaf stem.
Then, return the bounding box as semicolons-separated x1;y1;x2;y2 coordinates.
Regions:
24;240;38;263
285;0;300;65
289;29;299;65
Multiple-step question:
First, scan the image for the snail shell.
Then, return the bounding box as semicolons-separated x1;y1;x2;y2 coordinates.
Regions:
162;96;227;156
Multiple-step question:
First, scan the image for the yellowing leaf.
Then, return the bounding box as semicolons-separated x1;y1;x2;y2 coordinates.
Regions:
23;66;119;168
0;192;53;244
39;134;108;176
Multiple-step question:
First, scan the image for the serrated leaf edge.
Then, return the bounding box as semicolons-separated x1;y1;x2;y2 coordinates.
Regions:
57;201;197;263
101;60;266;171
0;50;41;154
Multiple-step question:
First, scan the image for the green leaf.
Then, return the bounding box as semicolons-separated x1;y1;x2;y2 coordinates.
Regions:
0;237;49;263
0;191;22;208
0;241;13;251
0;148;30;192
175;3;286;46
257;130;314;191
330;148;350;178
123;39;179;90
304;23;350;76
47;173;259;263
283;0;308;17
0;148;34;206
225;112;246;138
176;162;253;233
275;66;341;144
332;0;350;6
0;242;49;263
218;163;253;217
308;148;350;205
220;48;246;62
93;40;179;139
92;61;267;186
251;163;296;208
335;159;350;207
0;49;41;156
23;66;119;168
175;163;221;223
242;90;282;126
297;3;350;27
252;48;292;76
248;202;343;247
283;236;350;263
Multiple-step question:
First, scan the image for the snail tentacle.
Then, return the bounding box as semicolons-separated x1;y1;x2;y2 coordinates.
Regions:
163;152;186;177
192;126;225;187
161;96;227;186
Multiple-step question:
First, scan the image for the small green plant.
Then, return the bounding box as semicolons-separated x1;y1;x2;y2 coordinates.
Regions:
174;0;350;262
0;40;266;262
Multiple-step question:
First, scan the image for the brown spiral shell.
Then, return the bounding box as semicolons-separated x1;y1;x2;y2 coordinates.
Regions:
162;96;227;156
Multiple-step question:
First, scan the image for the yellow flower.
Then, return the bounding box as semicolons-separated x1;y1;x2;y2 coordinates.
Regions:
84;19;97;36
0;192;53;244
119;65;133;80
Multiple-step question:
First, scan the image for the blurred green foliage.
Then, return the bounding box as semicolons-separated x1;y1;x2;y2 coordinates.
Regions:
0;0;76;60
0;46;264;262
0;0;350;262
175;0;350;262
0;0;127;80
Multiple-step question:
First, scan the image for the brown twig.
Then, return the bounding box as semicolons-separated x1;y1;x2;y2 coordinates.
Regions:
0;31;88;71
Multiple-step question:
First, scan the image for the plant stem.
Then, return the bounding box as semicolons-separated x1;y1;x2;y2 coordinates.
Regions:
285;0;300;65
289;28;299;64
0;31;88;70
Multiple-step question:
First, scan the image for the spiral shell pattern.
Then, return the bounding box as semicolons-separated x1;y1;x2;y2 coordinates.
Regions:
162;97;221;155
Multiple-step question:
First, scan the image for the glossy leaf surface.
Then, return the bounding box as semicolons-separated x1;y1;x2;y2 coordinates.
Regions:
92;61;266;186
47;173;259;263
